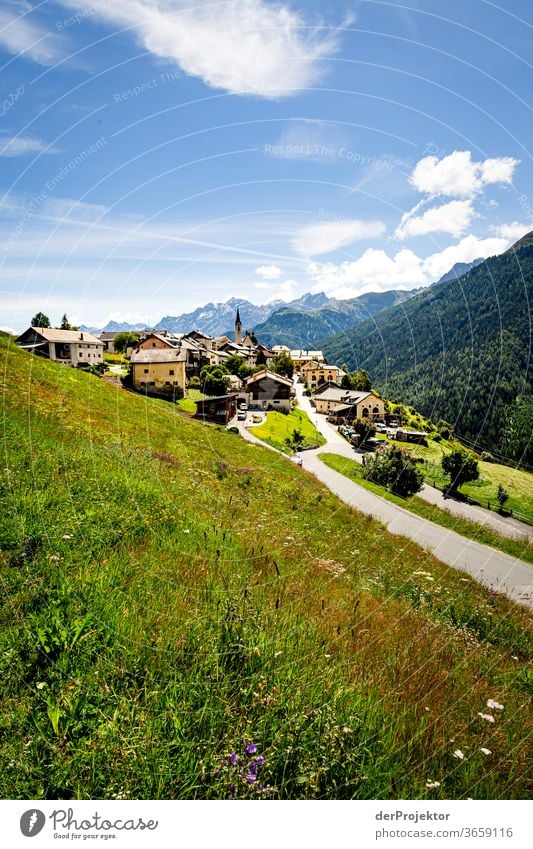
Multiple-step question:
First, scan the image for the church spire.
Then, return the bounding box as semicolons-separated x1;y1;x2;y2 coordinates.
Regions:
235;308;242;344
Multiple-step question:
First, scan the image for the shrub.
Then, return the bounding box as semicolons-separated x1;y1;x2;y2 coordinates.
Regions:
362;445;424;497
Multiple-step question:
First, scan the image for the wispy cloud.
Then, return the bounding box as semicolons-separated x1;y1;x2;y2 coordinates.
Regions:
0;7;65;65
293;219;386;257
56;0;339;98
0;135;56;157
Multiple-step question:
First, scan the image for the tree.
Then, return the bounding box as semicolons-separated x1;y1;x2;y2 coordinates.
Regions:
341;367;372;391
59;313;78;331
114;332;140;353
225;353;246;375
30;311;50;328
362;445;424;497
350;368;372;391
285;428;304;452
200;364;229;396
271;350;294;379
442;449;479;493
350;417;376;441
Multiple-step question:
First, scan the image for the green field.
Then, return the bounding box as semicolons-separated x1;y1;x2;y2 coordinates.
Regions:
375;434;533;524
0;332;532;800
176;388;206;414
252;408;326;454
319;453;533;565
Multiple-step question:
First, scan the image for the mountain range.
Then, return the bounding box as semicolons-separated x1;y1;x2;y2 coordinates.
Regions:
321;234;533;464
84;261;482;341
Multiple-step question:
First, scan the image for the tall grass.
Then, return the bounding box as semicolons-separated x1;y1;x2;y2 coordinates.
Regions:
0;333;531;800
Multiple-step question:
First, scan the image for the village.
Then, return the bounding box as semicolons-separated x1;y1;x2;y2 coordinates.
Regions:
15;310;399;444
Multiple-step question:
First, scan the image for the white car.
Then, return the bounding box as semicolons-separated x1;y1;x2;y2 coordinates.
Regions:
290;454;303;466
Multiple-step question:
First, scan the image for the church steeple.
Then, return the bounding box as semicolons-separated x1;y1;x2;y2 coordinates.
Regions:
235;308;242;344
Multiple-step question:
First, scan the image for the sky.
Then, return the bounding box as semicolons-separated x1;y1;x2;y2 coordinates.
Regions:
0;0;531;331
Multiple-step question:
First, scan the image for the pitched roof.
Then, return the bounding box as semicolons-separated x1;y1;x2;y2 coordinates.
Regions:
245;369;293;387
18;327;103;345
130;349;186;364
313;386;371;404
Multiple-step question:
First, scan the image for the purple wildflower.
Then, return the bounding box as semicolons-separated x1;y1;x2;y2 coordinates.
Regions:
255;755;265;766
245;742;257;755
229;783;235;797
245;773;257;784
229;752;238;766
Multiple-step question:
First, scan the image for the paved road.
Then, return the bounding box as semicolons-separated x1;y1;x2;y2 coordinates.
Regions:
285;380;533;607
295;380;532;543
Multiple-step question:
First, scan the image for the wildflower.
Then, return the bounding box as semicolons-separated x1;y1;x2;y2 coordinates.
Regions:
36;682;46;690
229;752;238;766
255;755;265;767
229;783;235;797
62;534;73;539
245;742;257;755
480;748;492;755
453;750;465;760
426;781;441;789
477;712;495;723
245;773;257;784
487;699;503;711
183;529;190;534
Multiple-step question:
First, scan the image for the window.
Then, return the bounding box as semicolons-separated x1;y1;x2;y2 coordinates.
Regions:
362;408;369;417
144;368;149;374
140;381;146;386
165;381;171;386
169;369;174;375
152;342;156;347
79;352;83;358
149;381;155;386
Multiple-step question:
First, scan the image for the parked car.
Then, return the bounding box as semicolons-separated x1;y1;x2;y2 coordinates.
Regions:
238;400;247;410
237;410;247;420
290;454;303;466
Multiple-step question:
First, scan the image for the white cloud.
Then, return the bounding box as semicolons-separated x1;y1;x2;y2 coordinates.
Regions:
293;219;386;257
491;221;531;242
57;0;338;98
395;200;476;240
307;233;514;298
409;150;519;198
422;234;508;279
255;264;283;279
0;8;65;65
264;279;297;302
0;135;52;157
308;248;425;296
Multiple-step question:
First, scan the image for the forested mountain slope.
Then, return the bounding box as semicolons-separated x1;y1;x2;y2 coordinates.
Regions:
322;237;533;464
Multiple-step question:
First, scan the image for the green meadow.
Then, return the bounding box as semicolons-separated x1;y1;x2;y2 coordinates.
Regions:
0;332;531;800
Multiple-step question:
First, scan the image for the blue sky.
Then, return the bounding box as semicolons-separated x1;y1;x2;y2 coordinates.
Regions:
0;0;531;330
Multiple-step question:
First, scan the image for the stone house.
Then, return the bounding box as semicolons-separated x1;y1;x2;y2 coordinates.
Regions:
16;327;104;366
130;348;187;397
245;369;292;411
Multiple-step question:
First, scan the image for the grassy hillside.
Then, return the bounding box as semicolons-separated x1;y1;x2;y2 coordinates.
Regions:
254;290;414;349
0;332;531;800
322;240;533;464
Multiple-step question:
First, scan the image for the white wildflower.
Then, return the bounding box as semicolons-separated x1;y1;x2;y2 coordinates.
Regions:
477;712;495;723
480;748;492;755
487;699;503;710
183;529;190;534
36;682;46;690
453;750;465;760
426;780;441;789
62;534;73;539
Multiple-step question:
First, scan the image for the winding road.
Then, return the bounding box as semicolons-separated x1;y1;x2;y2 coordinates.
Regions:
237;382;533;608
